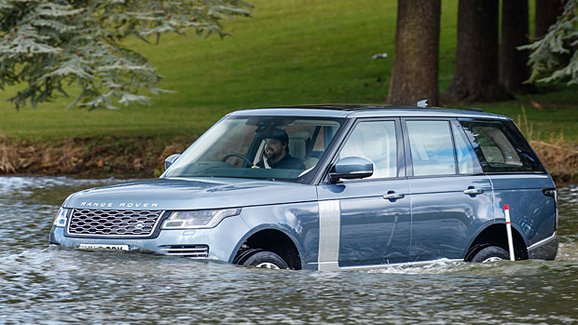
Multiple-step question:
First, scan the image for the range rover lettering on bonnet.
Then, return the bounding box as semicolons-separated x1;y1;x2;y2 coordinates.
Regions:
80;202;159;209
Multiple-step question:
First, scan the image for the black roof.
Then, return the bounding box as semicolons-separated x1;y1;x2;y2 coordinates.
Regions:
283;104;388;110
260;103;486;112
268;103;422;111
230;104;509;120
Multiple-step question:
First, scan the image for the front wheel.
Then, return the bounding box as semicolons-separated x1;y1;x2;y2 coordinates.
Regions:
238;250;289;269
471;246;510;263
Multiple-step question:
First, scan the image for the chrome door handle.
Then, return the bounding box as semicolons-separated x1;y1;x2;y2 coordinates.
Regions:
464;187;484;195
383;191;405;200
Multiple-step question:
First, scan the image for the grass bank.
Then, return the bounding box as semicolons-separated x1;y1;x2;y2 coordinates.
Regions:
0;136;189;178
0;0;576;182
1;134;576;184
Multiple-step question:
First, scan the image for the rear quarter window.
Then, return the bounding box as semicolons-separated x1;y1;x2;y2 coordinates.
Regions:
459;119;545;173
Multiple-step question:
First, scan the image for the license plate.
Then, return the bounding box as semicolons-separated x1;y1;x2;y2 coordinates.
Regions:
78;244;129;251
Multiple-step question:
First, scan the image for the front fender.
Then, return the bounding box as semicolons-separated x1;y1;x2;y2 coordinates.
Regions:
229;202;319;266
228;223;306;264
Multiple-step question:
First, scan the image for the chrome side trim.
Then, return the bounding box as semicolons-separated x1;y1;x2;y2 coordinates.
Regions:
340;259;463;271
528;232;557;251
318;200;341;271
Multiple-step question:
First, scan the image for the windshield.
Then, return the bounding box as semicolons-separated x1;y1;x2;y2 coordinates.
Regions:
164;115;344;181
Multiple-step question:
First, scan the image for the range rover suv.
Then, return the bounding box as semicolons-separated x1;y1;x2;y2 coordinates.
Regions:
50;105;558;270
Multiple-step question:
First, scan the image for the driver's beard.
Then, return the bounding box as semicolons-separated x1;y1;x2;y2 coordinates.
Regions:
265;148;282;162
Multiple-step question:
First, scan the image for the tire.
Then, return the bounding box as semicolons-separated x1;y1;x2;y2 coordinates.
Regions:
240;250;289;269
471;246;510;263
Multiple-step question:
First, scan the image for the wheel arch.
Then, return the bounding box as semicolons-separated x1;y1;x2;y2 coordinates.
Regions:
229;224;304;270
464;223;528;261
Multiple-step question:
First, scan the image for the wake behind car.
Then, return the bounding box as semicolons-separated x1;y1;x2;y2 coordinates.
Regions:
50;105;559;270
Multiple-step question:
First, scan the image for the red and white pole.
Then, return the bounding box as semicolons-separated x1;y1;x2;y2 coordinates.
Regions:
504;204;516;261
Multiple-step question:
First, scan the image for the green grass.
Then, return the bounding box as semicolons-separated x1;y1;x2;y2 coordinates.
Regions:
477;88;578;142
0;0;576;143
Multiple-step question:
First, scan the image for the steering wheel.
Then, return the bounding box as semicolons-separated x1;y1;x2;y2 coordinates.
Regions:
222;153;253;168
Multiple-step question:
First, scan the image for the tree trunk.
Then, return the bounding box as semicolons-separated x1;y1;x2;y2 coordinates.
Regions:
535;0;564;39
387;0;441;106
500;0;533;93
443;0;510;103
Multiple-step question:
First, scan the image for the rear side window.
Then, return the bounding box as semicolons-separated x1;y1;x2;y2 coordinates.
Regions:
406;120;456;176
460;120;544;173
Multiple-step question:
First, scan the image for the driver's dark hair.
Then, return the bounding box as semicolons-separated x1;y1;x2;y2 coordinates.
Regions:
264;128;290;154
278;137;290;154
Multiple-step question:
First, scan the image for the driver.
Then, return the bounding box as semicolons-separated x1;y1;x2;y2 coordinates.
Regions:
255;128;305;170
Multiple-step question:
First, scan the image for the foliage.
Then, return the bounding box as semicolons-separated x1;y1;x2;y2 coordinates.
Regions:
520;0;578;86
0;0;251;109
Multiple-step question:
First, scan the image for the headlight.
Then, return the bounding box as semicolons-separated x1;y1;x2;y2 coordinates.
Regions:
53;207;69;227
162;208;241;229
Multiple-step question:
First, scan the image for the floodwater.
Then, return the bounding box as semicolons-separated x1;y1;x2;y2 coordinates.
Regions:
0;177;576;324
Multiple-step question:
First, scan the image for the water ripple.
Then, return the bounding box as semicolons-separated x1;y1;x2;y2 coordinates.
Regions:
1;177;577;324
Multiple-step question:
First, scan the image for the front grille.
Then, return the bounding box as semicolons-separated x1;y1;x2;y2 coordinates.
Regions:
68;209;163;237
159;245;209;258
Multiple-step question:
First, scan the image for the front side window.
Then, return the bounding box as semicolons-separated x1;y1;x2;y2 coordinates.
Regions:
406;120;456;176
338;120;398;179
460;120;544;173
164;116;344;181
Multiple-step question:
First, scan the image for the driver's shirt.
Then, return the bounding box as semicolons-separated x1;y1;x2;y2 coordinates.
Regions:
257;154;305;170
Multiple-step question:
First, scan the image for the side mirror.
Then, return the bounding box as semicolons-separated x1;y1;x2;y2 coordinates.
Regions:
329;156;374;183
164;153;181;170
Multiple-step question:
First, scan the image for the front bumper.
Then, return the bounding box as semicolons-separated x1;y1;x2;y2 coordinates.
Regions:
528;232;559;260
49;215;249;263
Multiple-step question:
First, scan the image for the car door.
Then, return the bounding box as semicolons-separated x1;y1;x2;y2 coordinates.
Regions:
404;119;494;262
316;119;411;270
459;119;557;250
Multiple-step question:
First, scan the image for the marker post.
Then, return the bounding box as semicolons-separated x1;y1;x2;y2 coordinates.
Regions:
504;204;516;261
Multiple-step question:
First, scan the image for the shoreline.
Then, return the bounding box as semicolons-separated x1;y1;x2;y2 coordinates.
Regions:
1;136;577;185
0;136;189;179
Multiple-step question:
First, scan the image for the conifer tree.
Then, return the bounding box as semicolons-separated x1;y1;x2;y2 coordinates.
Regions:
520;0;577;86
0;0;251;109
